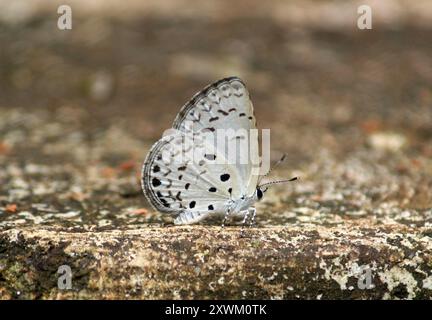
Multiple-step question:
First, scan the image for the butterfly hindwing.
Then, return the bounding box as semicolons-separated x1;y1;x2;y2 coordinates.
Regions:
142;132;242;216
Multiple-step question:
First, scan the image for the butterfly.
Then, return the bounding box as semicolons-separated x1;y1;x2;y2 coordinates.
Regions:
141;76;297;227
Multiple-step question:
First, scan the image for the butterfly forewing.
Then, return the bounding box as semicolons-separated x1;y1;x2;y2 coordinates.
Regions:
173;77;256;133
172;77;259;196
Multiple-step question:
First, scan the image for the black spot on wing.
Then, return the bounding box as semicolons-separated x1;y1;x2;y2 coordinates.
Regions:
218;110;229;116
208;205;214;210
160;198;170;208
220;174;230;182
204;154;216;160
152;178;161;187
189;201;196;209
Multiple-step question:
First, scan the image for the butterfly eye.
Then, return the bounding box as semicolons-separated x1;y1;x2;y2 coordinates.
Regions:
256;188;263;200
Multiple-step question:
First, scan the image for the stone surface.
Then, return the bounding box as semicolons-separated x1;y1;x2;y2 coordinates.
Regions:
0;0;431;299
1;223;431;299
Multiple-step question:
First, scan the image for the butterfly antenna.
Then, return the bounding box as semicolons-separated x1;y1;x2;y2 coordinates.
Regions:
257;153;287;185
259;176;298;190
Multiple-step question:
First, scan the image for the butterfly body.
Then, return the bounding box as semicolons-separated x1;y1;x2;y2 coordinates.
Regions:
141;76;265;226
173;193;259;225
229;193;258;214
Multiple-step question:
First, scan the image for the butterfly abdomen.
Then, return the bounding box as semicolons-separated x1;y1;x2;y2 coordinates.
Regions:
174;211;208;225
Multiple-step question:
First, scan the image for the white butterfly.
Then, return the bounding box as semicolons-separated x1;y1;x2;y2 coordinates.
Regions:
141;77;296;227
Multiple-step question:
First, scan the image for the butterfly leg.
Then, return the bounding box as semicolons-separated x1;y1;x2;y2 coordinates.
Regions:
239;209;251;237
221;207;231;228
249;207;257;227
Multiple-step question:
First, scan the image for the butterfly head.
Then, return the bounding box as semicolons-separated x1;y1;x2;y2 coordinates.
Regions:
256;176;298;201
255;154;299;200
255;187;264;201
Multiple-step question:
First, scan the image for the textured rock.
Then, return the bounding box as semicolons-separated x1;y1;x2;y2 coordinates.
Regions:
1;223;431;299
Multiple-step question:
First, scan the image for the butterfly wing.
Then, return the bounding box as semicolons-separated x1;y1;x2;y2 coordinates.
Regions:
173;77;256;133
142;77;260;224
172;77;260;197
142;132;244;222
